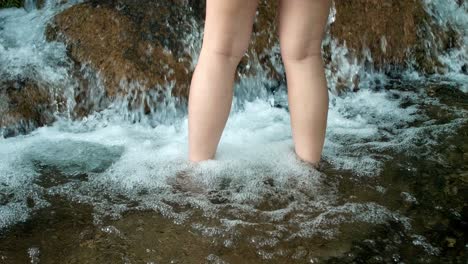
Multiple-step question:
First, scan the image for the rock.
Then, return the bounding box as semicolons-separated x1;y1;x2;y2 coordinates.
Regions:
0;0;460;135
445;237;456;248
330;0;431;70
46;0;198;102
0;0;22;8
461;64;467;74
0;0;46;9
46;0;457;99
43;0;287;117
0;79;65;137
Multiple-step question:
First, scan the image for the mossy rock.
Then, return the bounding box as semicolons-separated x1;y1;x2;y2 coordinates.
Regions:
0;0;45;9
0;0;23;8
0;78;65;138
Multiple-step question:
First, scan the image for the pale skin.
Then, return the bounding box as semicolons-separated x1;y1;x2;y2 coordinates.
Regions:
188;0;331;168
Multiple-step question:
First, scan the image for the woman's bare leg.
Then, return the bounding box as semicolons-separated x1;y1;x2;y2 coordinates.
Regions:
278;0;331;167
188;0;259;162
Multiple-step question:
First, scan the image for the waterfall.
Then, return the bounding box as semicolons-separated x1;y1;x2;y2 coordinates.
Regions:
24;0;36;12
0;1;467;262
423;0;468;91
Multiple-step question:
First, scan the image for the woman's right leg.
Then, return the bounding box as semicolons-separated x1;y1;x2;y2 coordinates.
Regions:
188;0;259;162
278;0;332;167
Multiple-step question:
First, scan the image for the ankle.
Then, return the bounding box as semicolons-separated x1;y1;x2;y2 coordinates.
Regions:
188;154;215;163
294;152;323;170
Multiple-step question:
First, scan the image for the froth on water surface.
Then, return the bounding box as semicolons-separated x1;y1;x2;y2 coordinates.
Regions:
0;80;467;262
1;0;468;262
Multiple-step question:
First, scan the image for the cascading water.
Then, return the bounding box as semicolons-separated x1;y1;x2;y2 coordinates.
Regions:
23;0;36;12
0;0;467;263
420;0;468;91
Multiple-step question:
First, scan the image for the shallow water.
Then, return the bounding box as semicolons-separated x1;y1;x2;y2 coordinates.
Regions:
1;1;468;263
0;81;466;263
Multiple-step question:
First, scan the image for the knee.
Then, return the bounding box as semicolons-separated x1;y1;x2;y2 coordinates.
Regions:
279;38;323;62
201;41;249;64
200;30;251;64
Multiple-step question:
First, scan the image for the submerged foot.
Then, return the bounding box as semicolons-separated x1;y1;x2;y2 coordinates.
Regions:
169;170;207;195
295;155;328;172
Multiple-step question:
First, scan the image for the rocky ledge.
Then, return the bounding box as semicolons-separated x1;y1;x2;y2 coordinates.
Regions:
0;0;464;135
46;0;460;97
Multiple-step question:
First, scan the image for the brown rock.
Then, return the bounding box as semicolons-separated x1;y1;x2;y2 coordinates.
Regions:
44;0;284;106
331;0;422;66
330;0;451;74
0;79;65;137
53;1;450;85
42;0;460;117
46;0;198;102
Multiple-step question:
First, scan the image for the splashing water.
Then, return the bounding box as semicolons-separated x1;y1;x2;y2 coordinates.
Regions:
24;0;37;12
421;0;468;91
0;0;467;262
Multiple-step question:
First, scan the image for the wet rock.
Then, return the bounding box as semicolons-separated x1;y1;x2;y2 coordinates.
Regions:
446;237;456;248
330;0;434;71
461;64;467;74
44;0;459;104
331;0;457;74
0;0;46;9
0;79;65;138
0;0;22;8
46;0;197;101
26;196;35;208
43;0;284;116
0;192;14;206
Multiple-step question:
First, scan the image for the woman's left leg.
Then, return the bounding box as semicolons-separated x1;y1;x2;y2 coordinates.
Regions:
188;0;259;162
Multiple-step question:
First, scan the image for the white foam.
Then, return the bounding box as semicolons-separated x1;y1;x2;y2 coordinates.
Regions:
0;137;49;229
0;1;462;259
422;0;468;92
0;84;458;246
0;3;70;84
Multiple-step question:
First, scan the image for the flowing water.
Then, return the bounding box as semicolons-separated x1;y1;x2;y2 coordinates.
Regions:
0;1;467;263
